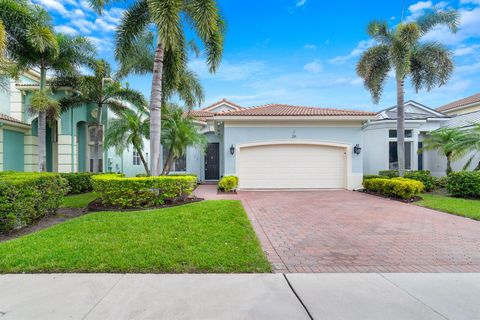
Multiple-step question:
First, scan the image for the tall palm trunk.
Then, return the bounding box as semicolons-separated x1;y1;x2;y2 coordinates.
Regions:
149;39;164;176
37;66;47;172
396;77;406;177
93;103;102;173
134;143;150;176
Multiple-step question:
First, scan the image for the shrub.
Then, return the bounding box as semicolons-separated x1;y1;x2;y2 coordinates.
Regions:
92;174;197;208
379;170;399;178
218;176;239;192
363;177;424;200
0;172;68;233
404;170;435;192
447;171;480;198
60;172;97;194
363;174;383;181
434;176;448;189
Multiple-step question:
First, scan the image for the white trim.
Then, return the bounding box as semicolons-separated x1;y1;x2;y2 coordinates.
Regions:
234;139;359;190
382;101;447;117
203;101;242;112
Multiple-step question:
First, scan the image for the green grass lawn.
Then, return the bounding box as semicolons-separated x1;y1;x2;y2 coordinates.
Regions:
60;192;98;208
417;194;480;220
0;200;271;273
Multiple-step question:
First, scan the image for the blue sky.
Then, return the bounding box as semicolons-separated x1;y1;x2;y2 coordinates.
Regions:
34;0;480;111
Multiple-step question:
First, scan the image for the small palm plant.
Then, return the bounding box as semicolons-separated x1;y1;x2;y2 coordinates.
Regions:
60;59;148;173
461;124;480;171
88;0;224;176
161;105;207;175
420;128;469;175
357;10;459;176
104;108;151;175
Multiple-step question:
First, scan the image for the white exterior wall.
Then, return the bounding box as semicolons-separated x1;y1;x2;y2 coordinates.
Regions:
0;127;3;171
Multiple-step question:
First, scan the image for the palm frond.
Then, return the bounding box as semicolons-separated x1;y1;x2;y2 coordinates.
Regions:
366;20;391;44
148;0;183;50
356;45;391;104
417;10;459;35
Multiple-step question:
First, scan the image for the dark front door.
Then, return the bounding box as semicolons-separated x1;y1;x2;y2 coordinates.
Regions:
205;143;220;180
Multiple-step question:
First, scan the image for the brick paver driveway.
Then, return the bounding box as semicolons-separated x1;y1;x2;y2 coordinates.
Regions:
195;186;480;273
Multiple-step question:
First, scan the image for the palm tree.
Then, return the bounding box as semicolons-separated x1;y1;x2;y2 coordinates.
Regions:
161;105;207;175
419;128;469;175
461;124;480;171
104;108;150;175
357;10;459;176
0;0;95;171
88;0;224;176
60;59;148;173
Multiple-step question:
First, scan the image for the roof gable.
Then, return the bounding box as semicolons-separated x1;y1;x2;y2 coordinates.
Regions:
202;98;243;112
378;100;446;120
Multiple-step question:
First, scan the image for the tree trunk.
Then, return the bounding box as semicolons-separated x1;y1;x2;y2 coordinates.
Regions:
446;152;452;175
396;77;406;177
135;144;150;176
475;161;480;171
149;38;164;176
92;104;102;173
161;150;174;176
37;67;47;172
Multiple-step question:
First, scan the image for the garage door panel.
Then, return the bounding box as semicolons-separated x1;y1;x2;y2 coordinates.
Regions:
238;144;346;189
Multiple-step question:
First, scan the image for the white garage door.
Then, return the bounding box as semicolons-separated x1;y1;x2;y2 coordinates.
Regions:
237;144;346;189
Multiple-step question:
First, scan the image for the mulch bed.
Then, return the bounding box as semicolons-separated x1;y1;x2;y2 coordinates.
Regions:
0;208;88;243
87;197;204;212
358;189;421;203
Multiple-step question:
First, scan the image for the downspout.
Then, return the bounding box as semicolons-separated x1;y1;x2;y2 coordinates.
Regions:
71;108;75;172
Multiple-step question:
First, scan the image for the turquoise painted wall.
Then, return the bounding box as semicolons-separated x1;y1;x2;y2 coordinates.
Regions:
3;129;25;171
0;77;10;116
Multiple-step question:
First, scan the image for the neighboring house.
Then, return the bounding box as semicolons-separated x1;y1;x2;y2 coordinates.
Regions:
0;72;149;175
1;71;479;189
437;93;480;116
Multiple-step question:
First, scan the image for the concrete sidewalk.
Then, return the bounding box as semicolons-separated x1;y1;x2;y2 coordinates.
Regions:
1;273;479;320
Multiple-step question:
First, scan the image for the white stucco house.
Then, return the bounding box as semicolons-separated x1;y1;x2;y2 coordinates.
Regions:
175;95;480;190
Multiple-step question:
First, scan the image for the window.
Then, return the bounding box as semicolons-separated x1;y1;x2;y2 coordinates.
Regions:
389;129;413;138
133;151;141;166
88;126;103;143
418;142;423;171
89;145;103;172
389;141;412;170
163;148;186;172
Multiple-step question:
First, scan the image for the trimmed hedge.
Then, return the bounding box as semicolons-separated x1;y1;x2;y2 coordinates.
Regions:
363;177;424;200
0;172;68;233
60;172;97;194
379;170;400;178
404;170;435;192
92;174;197;208
363;174;383;181
447;171;480;198
218;176;239;192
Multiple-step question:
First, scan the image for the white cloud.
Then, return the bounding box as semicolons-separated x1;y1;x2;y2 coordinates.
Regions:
33;0;68;15
54;25;79;36
296;0;307;7
409;1;432;13
453;44;480;56
304;44;317;49
189;59;267;81
460;0;480;4
303;59;323;73
329;39;376;64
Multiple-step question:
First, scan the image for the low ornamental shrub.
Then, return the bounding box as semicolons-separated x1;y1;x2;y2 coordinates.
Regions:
447;171;480;198
0;172;68;233
218;176;239;192
363;177;424;200
60;172;97;194
92;174;197;208
379;170;399;178
363;174;383;181
434;176;448;189
404;170;435;192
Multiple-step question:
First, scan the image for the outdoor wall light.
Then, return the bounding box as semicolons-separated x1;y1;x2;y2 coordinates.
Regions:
354;144;362;155
230;144;235;155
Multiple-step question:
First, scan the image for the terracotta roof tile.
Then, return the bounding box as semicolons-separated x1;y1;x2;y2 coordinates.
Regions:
216;104;376;117
201;98;244;111
0;113;30;126
437;93;480;112
184;110;215;122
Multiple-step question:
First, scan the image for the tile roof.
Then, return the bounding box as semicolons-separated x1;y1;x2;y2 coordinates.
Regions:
437;93;480;112
215;104;376;117
185;110;215;122
0;113;30;126
443;110;480;129
202;98;244;111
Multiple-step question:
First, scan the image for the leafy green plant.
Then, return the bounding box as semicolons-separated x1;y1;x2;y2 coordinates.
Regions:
60;172;97;194
92;174;197;208
447;172;480;198
363;174;384;181
363;177;424;200
218;176;239;192
0;172;68;233
434;176;448;189
404;170;435;191
379;170;399;178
